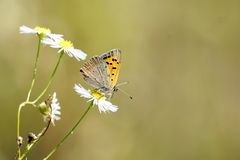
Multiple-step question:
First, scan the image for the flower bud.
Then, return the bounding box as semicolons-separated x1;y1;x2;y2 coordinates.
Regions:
37;102;51;116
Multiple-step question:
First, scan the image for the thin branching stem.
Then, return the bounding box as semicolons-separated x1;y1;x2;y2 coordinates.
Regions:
26;36;41;101
16;102;35;160
43;101;93;160
16;36;41;159
33;51;64;104
20;120;51;159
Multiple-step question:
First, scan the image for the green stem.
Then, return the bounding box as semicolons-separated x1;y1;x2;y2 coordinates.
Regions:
16;102;35;159
33;51;64;104
17;103;24;145
16;103;24;159
16;36;41;159
26;37;41;101
20;120;51;160
43;101;93;160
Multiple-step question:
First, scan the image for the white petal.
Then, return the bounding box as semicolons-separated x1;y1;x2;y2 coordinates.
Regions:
52;105;61;110
52;92;57;99
64;48;74;57
96;99;118;113
68;48;87;61
53;110;61;115
54;116;61;120
46;33;64;41
42;38;61;48
19;25;37;34
74;84;92;99
50;92;61;125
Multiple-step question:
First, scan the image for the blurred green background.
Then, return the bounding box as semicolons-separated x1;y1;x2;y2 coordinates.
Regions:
1;0;240;159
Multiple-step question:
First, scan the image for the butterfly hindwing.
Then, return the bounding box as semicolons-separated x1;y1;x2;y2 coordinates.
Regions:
80;56;110;90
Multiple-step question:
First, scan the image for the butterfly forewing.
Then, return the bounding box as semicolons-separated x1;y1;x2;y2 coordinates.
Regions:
100;49;121;89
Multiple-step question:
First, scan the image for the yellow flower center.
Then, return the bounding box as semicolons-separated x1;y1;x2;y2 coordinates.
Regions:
91;90;105;100
59;40;73;48
34;26;51;34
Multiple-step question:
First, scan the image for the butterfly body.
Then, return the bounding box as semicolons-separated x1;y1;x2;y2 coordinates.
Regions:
80;49;121;98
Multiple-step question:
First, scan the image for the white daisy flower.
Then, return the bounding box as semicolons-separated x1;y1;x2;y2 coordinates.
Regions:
74;84;118;113
19;25;63;40
42;38;87;61
38;92;61;126
48;92;61;126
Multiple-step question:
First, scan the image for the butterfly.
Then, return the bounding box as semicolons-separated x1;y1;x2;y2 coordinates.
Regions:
80;49;121;98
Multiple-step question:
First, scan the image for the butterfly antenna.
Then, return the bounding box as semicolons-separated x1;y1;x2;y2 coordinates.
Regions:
115;87;133;99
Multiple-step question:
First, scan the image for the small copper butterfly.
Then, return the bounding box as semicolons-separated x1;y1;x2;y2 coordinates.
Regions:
80;49;121;98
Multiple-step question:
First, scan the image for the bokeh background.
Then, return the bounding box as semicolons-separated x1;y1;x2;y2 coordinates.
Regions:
1;0;240;159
